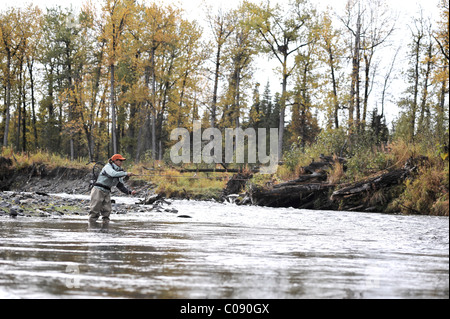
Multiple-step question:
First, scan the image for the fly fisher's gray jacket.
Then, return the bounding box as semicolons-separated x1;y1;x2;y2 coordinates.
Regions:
94;162;133;195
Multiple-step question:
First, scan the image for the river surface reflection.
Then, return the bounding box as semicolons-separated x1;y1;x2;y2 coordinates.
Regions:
0;198;448;298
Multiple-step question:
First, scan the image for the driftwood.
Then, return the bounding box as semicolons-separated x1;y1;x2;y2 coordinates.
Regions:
331;156;427;202
247;155;343;209
330;168;410;201
246;155;426;212
272;172;327;187
178;168;257;173
250;182;335;209
329;157;427;211
222;171;253;198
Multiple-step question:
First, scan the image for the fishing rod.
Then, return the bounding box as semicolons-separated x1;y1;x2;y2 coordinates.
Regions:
87;161;256;181
129;172;260;182
130;174;253;181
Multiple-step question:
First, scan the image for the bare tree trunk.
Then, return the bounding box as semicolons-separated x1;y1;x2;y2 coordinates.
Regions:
27;56;38;149
328;48;340;129
150;47;157;160
279;54;288;160
411;34;422;140
110;63;117;154
363;50;372;129
3;51;11;147
381;47;400;117
349;14;361;132
17;59;23;151
211;44;221;128
418;42;433;131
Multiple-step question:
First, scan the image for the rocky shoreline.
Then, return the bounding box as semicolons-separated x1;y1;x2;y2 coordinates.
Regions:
0;191;181;219
0;159;179;219
0;191;90;218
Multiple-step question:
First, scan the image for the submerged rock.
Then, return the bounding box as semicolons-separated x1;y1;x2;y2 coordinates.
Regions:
9;208;18;217
139;194;163;205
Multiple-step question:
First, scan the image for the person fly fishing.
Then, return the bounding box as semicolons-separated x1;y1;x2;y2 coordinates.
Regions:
89;154;136;223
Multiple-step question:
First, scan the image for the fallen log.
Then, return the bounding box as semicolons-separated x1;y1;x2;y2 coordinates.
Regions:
301;161;331;174
249;183;336;209
229;155;425;212
329;166;419;212
222;171;253;198
330;168;410;201
272;172;327;187
246;155;345;209
178;168;259;173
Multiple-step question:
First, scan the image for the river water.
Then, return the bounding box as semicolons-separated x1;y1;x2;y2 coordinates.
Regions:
0;195;448;299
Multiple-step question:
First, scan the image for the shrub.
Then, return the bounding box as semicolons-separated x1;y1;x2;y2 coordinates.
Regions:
395;163;449;216
282;127;348;178
328;156;345;184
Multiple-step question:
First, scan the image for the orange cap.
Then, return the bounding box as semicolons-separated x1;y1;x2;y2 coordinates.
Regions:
111;154;126;161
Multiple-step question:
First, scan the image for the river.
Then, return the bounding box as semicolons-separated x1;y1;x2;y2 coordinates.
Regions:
0;195;448;299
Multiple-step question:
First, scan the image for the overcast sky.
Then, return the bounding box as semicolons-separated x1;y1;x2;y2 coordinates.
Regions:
6;0;442;21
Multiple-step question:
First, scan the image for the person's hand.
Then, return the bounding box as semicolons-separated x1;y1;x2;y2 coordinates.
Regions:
127;172;135;177
131;190;137;196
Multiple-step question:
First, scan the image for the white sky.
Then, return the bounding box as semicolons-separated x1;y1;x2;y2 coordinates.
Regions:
2;0;445;124
6;0;441;18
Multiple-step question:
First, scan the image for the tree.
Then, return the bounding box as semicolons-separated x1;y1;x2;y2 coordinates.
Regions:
59;7;85;160
340;0;362;131
399;9;433;141
249;82;261;129
380;46;400;118
15;8;33;152
38;7;68;153
0;7;25;147
76;3;107;162
360;0;395;130
417;26;435;133
221;4;257;130
131;2;180;161
289;26;320;148
101;0;134;155
318;9;345;129
24;6;43;150
433;0;449;144
206;6;235;128
247;0;313;159
340;0;395;133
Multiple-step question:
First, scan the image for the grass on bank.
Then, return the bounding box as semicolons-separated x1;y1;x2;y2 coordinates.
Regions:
2;133;448;215
278;134;449;216
1;146;229;200
130;164;228;200
1;147;88;170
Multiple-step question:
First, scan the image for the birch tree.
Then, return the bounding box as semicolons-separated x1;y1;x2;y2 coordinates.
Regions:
101;0;133;155
206;6;235;128
0;8;24;147
247;0;313;159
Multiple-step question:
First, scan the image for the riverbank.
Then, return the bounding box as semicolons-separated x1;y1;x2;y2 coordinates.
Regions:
0;157;180;218
1;143;448;216
0;190;183;219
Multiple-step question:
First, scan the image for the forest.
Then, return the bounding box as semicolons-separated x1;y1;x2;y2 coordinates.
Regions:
0;0;449;214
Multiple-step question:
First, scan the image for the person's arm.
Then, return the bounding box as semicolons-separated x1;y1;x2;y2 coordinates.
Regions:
117;181;133;195
103;164;128;178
